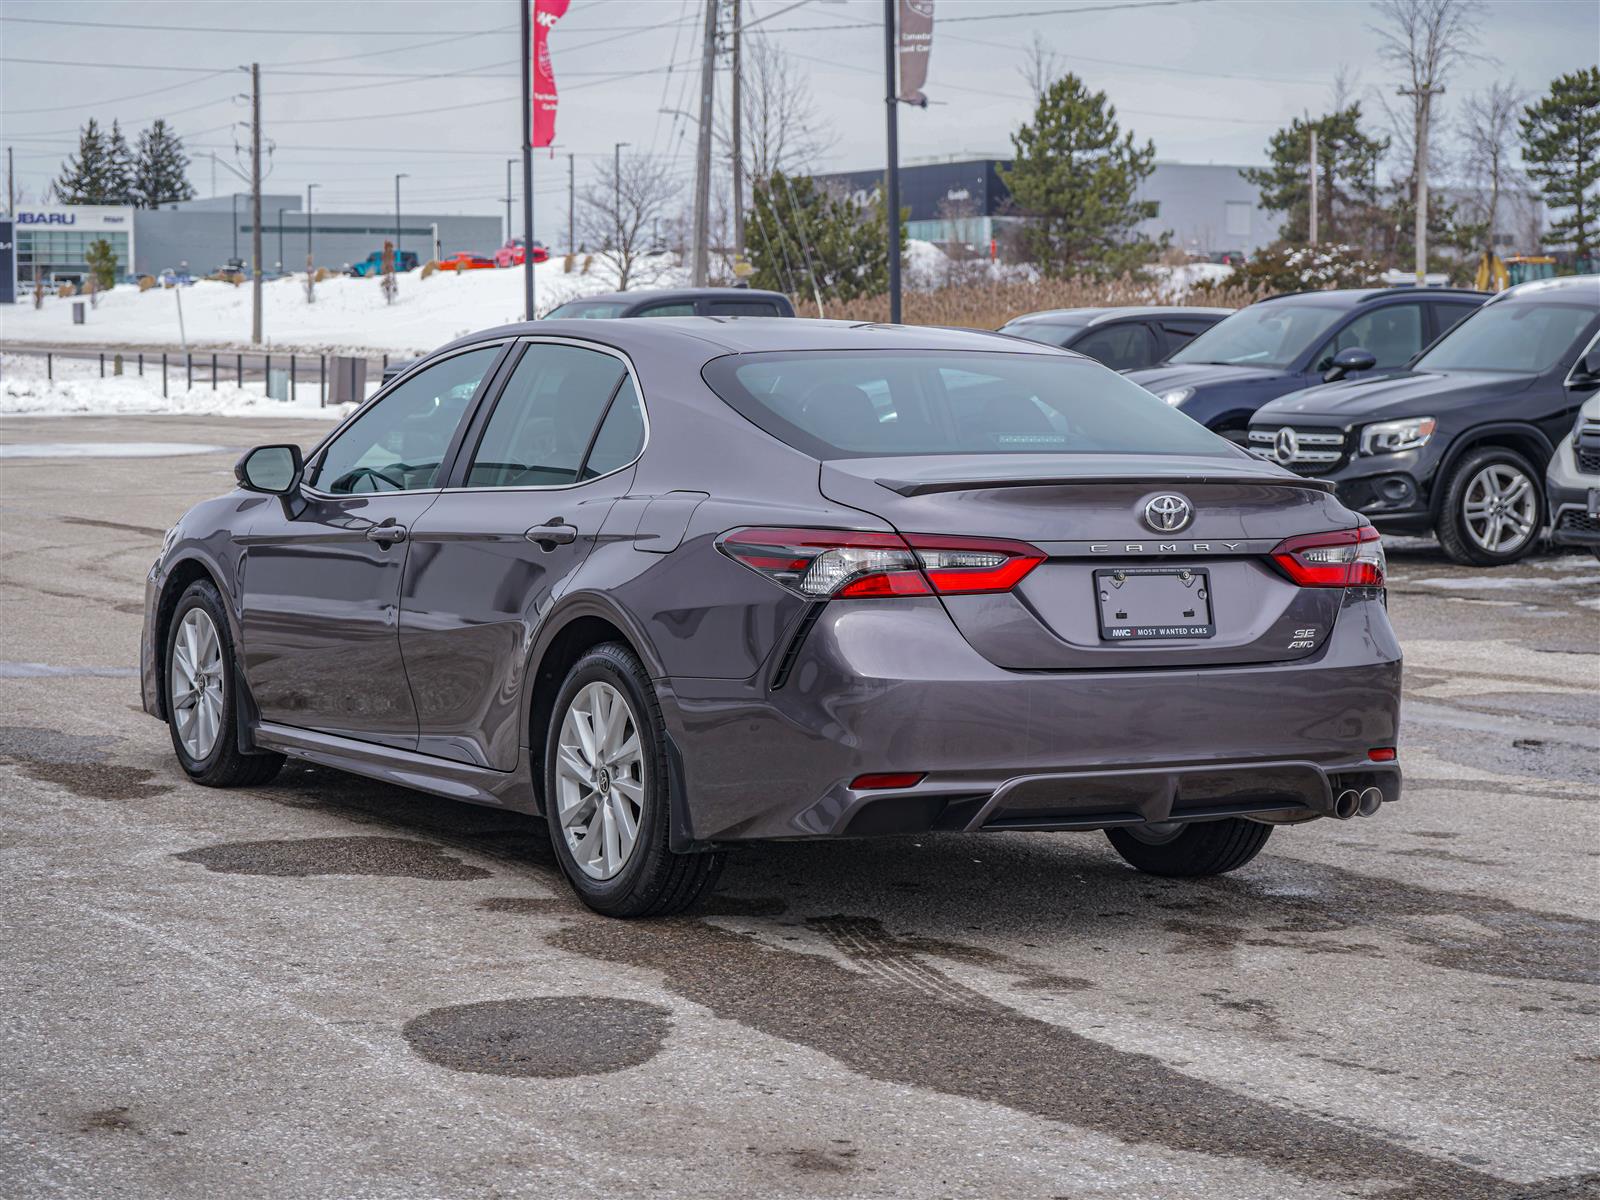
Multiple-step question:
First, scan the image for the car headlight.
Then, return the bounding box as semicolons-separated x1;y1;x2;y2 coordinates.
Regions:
1157;387;1194;408
1360;416;1436;456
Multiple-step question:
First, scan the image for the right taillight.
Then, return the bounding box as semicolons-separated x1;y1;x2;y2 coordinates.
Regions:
719;527;1043;599
1270;526;1386;587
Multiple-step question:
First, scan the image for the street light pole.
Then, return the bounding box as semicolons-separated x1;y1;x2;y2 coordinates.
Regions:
613;141;630;256
505;157;517;245
519;0;535;320
306;183;318;267
394;173;408;257
690;0;716;286
231;192;240;260
883;0;902;323
276;206;286;272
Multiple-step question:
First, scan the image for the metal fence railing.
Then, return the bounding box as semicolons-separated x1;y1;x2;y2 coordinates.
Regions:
0;344;397;406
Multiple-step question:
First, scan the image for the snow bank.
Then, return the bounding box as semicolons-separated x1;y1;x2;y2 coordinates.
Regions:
0;254;686;357
1;354;350;418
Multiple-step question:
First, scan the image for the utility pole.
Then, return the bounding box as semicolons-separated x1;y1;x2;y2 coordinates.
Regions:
277;205;286;271
690;0;717;286
249;62;262;345
1399;83;1443;286
7;145;15;216
567;152;575;255
1308;126;1319;247
520;0;535;320
730;0;744;260
614;141;629;256
883;0;902;323
395;173;407;256
504;157;516;244
306;183;317;265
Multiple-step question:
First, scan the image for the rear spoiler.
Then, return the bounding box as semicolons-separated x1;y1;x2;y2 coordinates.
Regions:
875;473;1336;498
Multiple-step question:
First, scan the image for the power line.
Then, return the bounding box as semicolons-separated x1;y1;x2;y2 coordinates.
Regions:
1;69;235;116
0;13;703;36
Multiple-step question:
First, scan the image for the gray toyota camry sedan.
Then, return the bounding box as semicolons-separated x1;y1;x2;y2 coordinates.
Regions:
140;318;1402;916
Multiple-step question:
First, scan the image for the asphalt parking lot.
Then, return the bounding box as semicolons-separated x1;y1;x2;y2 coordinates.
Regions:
2;414;1596;1200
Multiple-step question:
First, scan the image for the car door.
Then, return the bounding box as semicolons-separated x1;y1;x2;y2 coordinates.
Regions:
238;342;508;749
1068;321;1160;371
1311;302;1427;376
399;339;647;769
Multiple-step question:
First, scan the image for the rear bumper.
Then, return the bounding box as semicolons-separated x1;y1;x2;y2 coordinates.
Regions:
659;592;1403;842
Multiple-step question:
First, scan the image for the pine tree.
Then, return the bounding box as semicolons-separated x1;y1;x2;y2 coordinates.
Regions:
84;237;118;291
746;172;904;306
998;74;1163;276
1520;67;1600;258
1242;106;1389;246
107;120;136;204
52;119;118;204
132;119;196;209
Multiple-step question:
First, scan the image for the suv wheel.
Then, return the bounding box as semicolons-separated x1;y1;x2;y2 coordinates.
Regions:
1436;447;1544;566
1105;818;1272;876
544;643;724;917
165;580;284;787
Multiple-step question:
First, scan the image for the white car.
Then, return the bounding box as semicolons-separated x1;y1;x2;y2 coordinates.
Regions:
1546;390;1600;561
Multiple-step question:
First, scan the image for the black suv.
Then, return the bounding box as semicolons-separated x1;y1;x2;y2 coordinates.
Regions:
997;306;1230;371
1127;286;1488;441
1248;276;1600;565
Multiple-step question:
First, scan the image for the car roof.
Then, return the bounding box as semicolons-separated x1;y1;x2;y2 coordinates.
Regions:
438;317;1085;360
552;287;791;306
1487;273;1600;305
1256;285;1490;308
1002;306;1232;327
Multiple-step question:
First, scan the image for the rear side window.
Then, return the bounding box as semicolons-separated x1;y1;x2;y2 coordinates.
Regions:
581;376;646;479
545;301;627;319
1160;321;1213;354
708;299;781;316
1315;303;1424;370
465;344;626;487
1069;322;1157;370
636;302;696;317
703;350;1230;459
998;323;1076;349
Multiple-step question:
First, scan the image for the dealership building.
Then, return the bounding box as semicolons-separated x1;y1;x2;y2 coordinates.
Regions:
811;158;1283;255
5;196;501;286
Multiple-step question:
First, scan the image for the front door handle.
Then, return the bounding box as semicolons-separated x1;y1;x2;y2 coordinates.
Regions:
525;520;578;549
365;523;407;545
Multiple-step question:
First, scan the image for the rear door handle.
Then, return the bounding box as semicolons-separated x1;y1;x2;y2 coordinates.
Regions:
365;523;407;545
525;520;578;548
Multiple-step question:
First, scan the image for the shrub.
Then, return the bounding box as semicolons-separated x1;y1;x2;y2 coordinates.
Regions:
1231;243;1380;293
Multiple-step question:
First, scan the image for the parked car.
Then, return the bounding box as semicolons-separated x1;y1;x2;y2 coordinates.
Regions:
997;306;1231;371
143;318;1401;917
349;250;420;277
380;358;417;385
543;287;796;319
1248;275;1600;565
441;252;496;271
495;237;549;268
1545;390;1600;561
1126;286;1489;442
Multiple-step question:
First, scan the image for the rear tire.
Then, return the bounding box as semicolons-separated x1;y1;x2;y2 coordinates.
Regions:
544;643;723;917
1435;446;1544;566
1106;818;1272;877
165;580;284;788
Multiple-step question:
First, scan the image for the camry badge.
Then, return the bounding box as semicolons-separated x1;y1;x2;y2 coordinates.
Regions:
1273;426;1299;464
1143;494;1193;533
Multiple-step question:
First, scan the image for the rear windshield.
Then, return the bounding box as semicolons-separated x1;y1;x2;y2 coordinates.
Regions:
1414;300;1598;373
1168;302;1344;369
702;350;1231;459
545;300;627;319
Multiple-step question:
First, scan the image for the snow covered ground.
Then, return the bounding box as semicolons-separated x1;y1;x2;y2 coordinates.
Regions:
0;352;352;418
0;254;686;357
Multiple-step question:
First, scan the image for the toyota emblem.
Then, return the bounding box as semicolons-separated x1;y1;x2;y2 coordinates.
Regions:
1273;426;1299;464
1143;494;1193;533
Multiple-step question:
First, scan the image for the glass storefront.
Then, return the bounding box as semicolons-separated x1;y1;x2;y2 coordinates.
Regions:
16;228;132;284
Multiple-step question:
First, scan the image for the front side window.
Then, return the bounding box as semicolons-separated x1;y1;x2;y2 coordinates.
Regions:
1168;303;1345;370
1415;301;1599;374
545;300;627;319
704;350;1232;460
999;322;1078;349
465;343;628;487
708;299;781;316
1314;303;1423;370
636;302;697;317
312;345;500;494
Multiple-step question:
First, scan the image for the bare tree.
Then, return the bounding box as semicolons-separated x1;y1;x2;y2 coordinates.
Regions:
1370;0;1485;279
577;151;683;293
1019;33;1062;103
718;34;831;186
1460;80;1525;259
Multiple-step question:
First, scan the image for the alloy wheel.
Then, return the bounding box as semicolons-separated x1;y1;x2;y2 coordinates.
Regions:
1461;463;1537;555
170;608;225;761
555;681;645;880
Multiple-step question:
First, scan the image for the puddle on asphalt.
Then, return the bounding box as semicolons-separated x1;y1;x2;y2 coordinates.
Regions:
0;725;166;801
0;442;228;459
174;836;491;880
401;997;670;1078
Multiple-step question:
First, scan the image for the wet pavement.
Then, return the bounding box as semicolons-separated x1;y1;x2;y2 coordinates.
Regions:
1;416;1596;1199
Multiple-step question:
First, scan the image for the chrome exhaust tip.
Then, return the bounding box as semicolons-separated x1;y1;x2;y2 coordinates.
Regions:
1358;786;1383;817
1332;789;1360;820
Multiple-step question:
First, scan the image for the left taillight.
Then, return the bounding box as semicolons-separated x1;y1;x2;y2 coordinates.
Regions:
1270;526;1386;588
718;527;1044;600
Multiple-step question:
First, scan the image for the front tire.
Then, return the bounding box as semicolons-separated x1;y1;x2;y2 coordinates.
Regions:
1435;447;1544;566
165;580;283;787
1106;818;1272;877
544;643;723;917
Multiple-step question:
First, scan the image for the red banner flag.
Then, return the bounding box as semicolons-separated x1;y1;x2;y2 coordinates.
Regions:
532;0;571;148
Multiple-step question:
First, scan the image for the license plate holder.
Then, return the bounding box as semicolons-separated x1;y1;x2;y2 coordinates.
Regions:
1094;566;1215;641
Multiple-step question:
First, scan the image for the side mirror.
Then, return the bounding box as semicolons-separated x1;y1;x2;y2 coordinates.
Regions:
1323;347;1378;383
1571;347;1600;385
235;444;303;495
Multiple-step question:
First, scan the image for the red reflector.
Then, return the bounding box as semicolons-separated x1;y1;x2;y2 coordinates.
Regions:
1368;747;1397;762
1270;526;1386;588
850;772;926;790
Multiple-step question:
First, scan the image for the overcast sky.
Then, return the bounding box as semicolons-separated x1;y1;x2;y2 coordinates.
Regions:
2;0;1596;243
